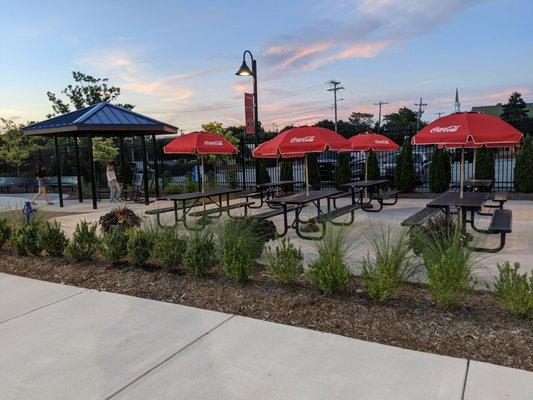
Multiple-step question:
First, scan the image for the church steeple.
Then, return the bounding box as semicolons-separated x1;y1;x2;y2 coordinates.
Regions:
454;87;461;112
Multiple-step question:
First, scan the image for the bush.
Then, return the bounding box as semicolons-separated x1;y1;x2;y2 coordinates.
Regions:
421;228;473;309
360;224;413;301
184;229;217;277
429;149;451;193
100;226;128;266
366;150;380;180
10;221;42;256
206;170;218;190
514;136;533;193
307;228;353;294
239;216;276;256
333;153;351;189
216;218;263;283
99;206;142;233
256;160;271;185
307;154;321;189
409;214;457;256
152;227;187;271
494;262;532;318
127;229;154;269
0;218;12;250
37;220;68;257
164;182;182;195
394;140;417;192
280;159;294;192
65;220;99;262
226;166;238;189
266;238;304;284
474;147;494;180
184;172;198;193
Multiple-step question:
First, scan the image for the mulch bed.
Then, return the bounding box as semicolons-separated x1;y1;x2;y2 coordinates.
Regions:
0;247;531;371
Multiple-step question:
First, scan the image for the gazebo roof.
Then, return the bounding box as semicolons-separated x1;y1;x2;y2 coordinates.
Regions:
23;101;178;136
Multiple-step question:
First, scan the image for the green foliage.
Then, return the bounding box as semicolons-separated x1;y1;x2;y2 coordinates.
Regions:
360;224;413;302
514;136;533;193
256;160;271;185
10;221;43;256
239;216;277;255
184;229;217;277
280;159;294;192
226;166;238;189
164;182;182;195
92;138;119;166
382;107;422;132
127;229;154;269
216;218;262;283
201;121;239;147
37;220;68;257
409;214;457;256
206;170;218;189
421;228;473;309
474;147;494;180
333;153;351;189
307;228;353;294
184;172;198;193
266;238;304;284
366;150;380;180
348;112;374;133
494;262;532;318
500;91;530;130
152;227;187;271
306;154;321;189
0;218;12;250
66;220;99;262
394;140;417;192
0;118;37;175
429;149;451;193
100;227;128;266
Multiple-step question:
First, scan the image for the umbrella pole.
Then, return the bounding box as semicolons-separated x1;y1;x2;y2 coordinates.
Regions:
305;154;309;196
460;147;465;199
364;154;368;200
276;157;280;196
201;155;206;215
472;148;476;180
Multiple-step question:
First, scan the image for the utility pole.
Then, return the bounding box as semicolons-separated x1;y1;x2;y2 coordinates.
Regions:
271;122;278;133
327;80;344;132
435;112;444;119
414;97;427;131
373;100;388;133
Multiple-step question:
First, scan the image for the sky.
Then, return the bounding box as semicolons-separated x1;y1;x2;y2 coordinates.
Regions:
1;0;532;132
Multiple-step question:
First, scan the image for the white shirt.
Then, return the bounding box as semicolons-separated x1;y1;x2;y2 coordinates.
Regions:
106;170;117;182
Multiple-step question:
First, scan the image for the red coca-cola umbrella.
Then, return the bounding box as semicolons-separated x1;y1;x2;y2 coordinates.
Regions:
412;112;523;197
349;132;398;184
163;131;237;193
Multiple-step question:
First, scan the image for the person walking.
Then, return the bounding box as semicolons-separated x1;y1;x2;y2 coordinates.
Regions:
31;165;53;205
106;161;121;202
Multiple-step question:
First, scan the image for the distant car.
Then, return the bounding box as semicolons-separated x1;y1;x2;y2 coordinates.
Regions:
380;151;430;181
317;152;365;183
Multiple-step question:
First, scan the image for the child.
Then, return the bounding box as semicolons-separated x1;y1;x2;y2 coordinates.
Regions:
106;161;121;202
31;165;53;205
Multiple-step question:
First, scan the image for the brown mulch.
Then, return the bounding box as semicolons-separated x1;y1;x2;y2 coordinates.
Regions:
0;248;531;371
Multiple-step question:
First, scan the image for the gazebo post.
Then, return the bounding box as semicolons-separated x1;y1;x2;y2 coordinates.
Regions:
151;134;160;198
53;134;64;207
88;135;98;209
141;135;150;205
73;135;83;202
119;136;127;184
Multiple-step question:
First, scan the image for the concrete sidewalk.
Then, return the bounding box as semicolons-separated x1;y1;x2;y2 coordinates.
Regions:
0;274;531;399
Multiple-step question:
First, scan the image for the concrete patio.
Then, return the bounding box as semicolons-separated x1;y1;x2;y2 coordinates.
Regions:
1;273;531;399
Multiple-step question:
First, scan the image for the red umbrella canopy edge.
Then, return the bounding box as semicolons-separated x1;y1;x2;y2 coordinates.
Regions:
163;131;238;154
349;132;399;152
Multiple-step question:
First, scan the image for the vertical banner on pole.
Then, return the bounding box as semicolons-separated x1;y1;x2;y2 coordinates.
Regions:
244;93;255;135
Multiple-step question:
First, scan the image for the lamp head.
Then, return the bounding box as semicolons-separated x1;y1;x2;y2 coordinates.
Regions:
235;59;253;76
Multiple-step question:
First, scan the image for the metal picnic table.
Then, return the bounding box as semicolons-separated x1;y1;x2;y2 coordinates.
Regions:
341;179;390;212
247;180;303;208
427;190;489;231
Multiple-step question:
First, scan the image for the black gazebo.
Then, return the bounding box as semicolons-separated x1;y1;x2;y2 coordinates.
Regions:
23;102;178;209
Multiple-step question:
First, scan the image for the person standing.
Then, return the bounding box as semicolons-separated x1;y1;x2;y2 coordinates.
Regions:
106;161;121;202
31;165;53;205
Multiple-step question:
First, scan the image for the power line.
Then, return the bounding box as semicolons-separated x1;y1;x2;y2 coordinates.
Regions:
414;97;427;130
327;80;344;132
373;100;388;133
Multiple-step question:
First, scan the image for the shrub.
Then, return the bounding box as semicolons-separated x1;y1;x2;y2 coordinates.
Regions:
307;154;321;189
226;166;238;189
0;218;12;250
256;160;271;185
333;153;351;189
266;238;304;284
184;172;198;193
37;220;68;257
65;220;99;262
164;182;182;195
127;229;154;269
100;226;128;266
366;150;380;180
421;228;473;309
98;206;142;233
474;147;494;180
394;140;417;192
152;227;187;271
514;136;533;193
409;214;457;256
494;262;532;318
429;149;451;193
216;218;263;283
184;229;217;277
280;159;294;192
10;221;42;256
239;216;276;256
307;227;353;294
206;170;218;190
360;224;414;302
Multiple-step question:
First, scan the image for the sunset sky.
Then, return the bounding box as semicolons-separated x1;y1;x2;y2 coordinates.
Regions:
1;0;532;131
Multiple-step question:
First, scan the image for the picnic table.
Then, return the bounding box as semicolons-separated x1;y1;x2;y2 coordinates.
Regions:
453;179;493;192
242;180;303;208
341;180;398;212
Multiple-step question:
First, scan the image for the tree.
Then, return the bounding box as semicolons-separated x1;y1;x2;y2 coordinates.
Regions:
366;151;380;180
256;160;271;184
394;140;417;192
201;121;239;147
348;112;374;133
474;147;494;180
280;159;294;192
0;118;37;176
306;154;321;189
514;136;533;193
501;92;530;132
429;148;451;193
382;107;423;138
92;138;119;166
333;153;351;188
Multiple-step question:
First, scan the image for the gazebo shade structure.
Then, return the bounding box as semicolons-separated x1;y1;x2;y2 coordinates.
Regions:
23;102;178;209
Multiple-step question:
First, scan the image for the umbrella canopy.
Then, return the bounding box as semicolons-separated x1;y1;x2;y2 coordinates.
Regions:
349;132;399;152
411;112;523;148
163;131;238;154
252;140;303;158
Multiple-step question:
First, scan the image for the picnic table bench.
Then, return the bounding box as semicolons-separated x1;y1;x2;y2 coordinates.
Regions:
401;207;441;227
0;177;37;193
468;208;512;253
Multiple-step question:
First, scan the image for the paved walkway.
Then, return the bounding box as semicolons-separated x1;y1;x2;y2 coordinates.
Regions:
1;273;531;399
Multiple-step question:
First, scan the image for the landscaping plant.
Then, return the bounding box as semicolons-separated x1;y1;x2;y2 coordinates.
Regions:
98;206;142;233
152;227;187;271
37;220;68;257
494;262;532;318
366;150;380;180
333;153;351;189
307;227;353;295
0;218;12;250
280;159;294;192
65;220;99;262
394;140;417;192
10;220;42;256
513;136;533;193
100;226;128;266
256;160;271;185
127;228;154;269
266;238;304;284
183;228;217;277
474;147;495;181
360;224;414;302
409;214;457;255
429;149;451;193
184;172;198;193
164;182;182;195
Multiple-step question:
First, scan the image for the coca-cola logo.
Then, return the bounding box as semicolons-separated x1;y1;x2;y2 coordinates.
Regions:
290;136;315;143
204;140;223;146
374;139;389;144
430;125;461;133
